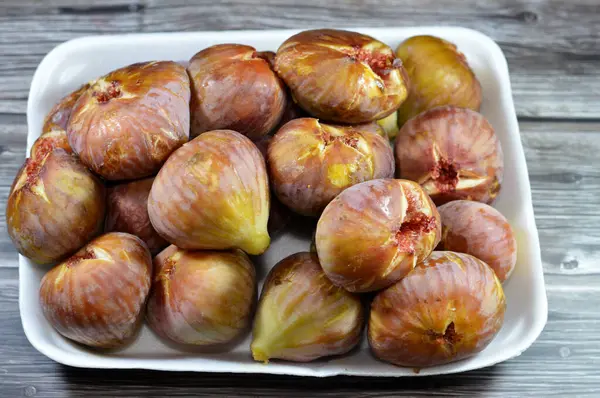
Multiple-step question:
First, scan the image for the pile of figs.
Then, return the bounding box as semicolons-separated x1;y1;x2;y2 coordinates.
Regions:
7;29;517;369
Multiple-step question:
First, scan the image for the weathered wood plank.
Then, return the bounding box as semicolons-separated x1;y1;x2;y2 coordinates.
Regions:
0;267;598;397
0;0;598;117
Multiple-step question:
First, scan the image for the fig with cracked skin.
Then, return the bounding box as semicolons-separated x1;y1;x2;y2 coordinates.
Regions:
251;252;363;362
395;35;482;126
369;251;506;368
67;61;190;180
275;29;409;123
104;177;168;255
147;245;256;346
437;200;517;282
6;149;105;264
395;106;503;205
268;118;394;216
148;130;270;255
188;45;287;140
316;178;441;293
39;232;152;348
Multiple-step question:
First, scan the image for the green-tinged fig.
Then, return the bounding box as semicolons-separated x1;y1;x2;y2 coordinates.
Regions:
395;106;503;205
369;251;506;368
437;200;517;282
39;233;152;348
6;149;106;264
251;252;363;362
377;111;399;140
275;29;409;123
316;178;441;293
147;245;256;345
148;130;270;255
104;177;168;255
268;118;394;216
395;35;482;126
67;61;190;180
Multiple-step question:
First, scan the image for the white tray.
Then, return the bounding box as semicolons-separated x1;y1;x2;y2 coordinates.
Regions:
22;26;547;377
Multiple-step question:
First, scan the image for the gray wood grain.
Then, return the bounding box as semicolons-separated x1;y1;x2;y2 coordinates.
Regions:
0;0;599;118
1;0;599;396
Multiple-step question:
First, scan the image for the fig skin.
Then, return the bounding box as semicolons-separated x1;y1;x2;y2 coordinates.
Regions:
30;129;73;160
377;111;399;140
6;149;106;264
275;29;409;124
251;252;363;363
395;106;503;205
39;232;152;348
188;45;287;140
268;118;394;216
42;83;90;134
146;245;256;346
104;177;168;255
252;135;292;237
148;130;270;255
67;61;191;181
369;251;506;368
395;35;482;126
315;178;441;293
437;200;517;282
31;84;90;158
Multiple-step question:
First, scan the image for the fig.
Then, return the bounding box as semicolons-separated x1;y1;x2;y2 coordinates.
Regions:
251;252;363;362
67;61;190;180
275;29;409;123
104;177;168;255
39;232;152;348
437;200;517;282
6;149;105;264
42;83;89;134
30;128;73;160
316;178;440;293
147;245;256;346
395;106;503;205
268;118;394;216
395;35;482;126
368;251;506;368
188;45;286;140
148;130;270;255
376;111;399;140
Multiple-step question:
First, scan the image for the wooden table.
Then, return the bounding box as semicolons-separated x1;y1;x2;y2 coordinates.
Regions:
1;1;598;396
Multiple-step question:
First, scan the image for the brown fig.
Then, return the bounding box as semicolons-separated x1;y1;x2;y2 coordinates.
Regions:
42;83;89;135
275;29;409;123
67;61;190;180
148;130;270;255
316;178;440;292
104;177;168;255
147;245;256;345
6;149;105;264
268;118;394;216
188;45;286;140
251;252;363;362
395;106;503;205
369;251;506;368
395;35;482;126
39;232;152;348
437;200;517;282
